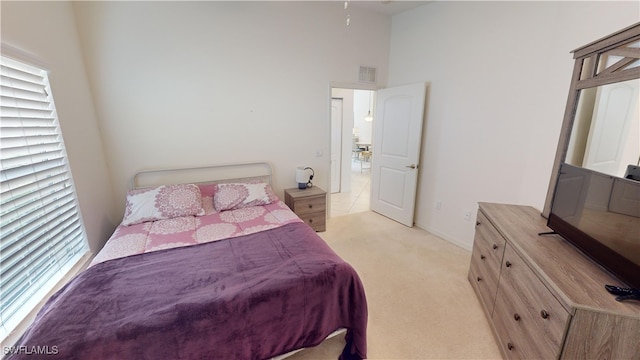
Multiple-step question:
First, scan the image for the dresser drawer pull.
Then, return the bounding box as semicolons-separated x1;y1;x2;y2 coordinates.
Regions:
308;204;313;209
480;254;486;260
505;261;512;268
492;244;498;250
507;343;514;351
476;276;482;282
513;313;521;322
476;221;481;226
540;310;549;319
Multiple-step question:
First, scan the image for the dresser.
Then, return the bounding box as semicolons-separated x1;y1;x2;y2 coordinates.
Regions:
284;187;326;232
469;203;640;359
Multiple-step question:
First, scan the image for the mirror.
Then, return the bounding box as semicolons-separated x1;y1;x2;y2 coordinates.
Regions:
544;24;640;217
566;78;639;178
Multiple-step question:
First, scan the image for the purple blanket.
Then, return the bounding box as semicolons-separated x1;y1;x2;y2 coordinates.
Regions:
8;222;367;360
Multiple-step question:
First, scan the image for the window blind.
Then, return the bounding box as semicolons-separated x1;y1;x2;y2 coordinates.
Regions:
0;56;88;338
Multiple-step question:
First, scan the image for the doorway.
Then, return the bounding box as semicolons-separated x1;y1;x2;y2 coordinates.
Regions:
330;88;375;217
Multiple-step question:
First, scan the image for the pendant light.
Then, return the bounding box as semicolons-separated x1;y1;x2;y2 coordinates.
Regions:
364;91;373;122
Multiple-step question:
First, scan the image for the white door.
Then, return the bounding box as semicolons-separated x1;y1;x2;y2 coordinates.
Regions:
583;79;639;177
330;98;343;193
370;82;426;226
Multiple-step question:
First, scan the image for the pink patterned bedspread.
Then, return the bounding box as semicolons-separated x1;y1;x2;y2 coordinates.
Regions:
91;189;303;266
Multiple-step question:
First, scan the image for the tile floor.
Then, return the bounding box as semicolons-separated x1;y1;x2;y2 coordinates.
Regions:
329;159;371;217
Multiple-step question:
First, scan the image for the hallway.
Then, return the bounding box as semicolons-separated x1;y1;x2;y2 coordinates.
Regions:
330;160;371;217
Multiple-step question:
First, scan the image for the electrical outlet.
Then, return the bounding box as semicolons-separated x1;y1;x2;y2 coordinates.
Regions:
464;211;471;221
435;201;442;210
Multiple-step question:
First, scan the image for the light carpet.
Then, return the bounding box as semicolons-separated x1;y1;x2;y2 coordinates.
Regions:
288;211;502;360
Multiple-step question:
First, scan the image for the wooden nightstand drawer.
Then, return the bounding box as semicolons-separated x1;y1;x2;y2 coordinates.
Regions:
291;195;326;215
298;212;326;232
493;244;570;359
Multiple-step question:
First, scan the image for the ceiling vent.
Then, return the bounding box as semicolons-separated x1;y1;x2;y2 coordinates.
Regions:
358;66;377;83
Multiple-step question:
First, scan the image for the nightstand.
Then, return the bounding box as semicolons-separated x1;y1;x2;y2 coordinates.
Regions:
284;187;326;232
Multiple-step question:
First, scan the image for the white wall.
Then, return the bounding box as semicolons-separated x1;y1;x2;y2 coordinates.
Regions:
72;1;391;213
6;1;635;253
2;1;118;252
388;1;639;249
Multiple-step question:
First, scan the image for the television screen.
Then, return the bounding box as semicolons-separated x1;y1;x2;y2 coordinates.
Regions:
548;163;640;289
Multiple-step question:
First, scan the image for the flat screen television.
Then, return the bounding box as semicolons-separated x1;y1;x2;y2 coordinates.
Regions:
548;163;640;289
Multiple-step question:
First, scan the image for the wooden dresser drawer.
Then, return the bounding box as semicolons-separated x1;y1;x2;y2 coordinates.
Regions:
472;211;506;275
492;244;570;359
468;210;506;317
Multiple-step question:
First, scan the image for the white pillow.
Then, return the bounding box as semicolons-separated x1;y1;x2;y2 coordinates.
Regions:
122;184;205;226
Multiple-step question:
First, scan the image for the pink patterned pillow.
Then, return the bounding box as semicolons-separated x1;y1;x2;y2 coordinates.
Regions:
213;182;278;212
122;184;205;226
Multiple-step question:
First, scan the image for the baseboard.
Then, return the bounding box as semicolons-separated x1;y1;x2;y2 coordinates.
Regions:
415;223;473;252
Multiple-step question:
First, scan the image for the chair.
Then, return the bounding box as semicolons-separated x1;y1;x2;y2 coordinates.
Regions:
360;151;372;172
352;137;363;161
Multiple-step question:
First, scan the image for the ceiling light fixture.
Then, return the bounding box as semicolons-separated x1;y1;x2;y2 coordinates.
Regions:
365;91;373;122
345;0;351;26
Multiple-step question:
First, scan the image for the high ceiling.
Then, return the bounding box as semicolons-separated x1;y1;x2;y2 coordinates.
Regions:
349;1;431;16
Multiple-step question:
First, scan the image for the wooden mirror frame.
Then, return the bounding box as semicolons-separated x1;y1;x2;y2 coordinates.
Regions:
543;22;640;218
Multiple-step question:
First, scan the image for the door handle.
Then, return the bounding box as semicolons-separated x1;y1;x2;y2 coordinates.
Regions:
406;164;417;169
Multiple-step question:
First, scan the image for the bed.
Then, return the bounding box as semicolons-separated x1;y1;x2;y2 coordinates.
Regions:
7;163;367;360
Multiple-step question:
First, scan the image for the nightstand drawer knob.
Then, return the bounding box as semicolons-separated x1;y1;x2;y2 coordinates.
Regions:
513;313;521;321
480;254;486;260
505;261;512;268
507;343;514;351
309;219;313;223
540;310;549;319
308;204;313;209
476;276;482;282
492;244;498;250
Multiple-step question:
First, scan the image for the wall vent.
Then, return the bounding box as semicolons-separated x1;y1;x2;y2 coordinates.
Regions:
358;66;377;83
